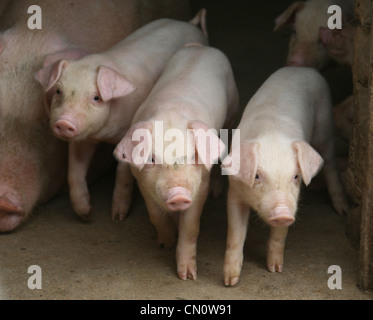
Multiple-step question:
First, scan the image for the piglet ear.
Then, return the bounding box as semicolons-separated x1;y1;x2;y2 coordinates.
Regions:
114;122;153;170
35;59;69;92
293;141;324;186
274;1;304;31
222;141;259;187
35;60;70;114
97;66;136;102
188;120;226;170
35;47;88;93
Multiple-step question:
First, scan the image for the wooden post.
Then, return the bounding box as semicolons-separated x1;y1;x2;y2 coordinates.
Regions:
359;0;373;289
346;0;373;291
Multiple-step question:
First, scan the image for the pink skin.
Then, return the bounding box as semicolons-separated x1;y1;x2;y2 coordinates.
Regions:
114;44;238;281
0;0;190;232
53;115;79;139
268;207;295;227
34;13;208;222
165;187;192;211
224;67;349;286
0;189;24;233
0;148;46;233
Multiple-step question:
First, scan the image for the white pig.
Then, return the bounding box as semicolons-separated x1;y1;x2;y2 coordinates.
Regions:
35;11;208;221
114;44;239;280
274;0;354;69
222;67;349;286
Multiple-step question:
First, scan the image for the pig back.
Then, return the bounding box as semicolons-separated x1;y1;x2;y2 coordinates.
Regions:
238;67;331;143
133;45;237;131
104;18;208;95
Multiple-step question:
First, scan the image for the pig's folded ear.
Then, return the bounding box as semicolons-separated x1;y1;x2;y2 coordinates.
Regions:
35;60;69;113
222;141;259;187
113;122;153;170
274;1;305;31
292;141;324;186
188;120;226;170
35;60;69;92
97;66;136;102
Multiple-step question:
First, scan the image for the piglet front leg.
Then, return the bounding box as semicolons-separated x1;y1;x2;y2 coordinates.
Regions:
176;183;208;281
68;141;96;220
141;189;178;249
267;226;288;273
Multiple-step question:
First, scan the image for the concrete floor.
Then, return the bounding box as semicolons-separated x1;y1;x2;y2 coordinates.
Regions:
1;0;372;300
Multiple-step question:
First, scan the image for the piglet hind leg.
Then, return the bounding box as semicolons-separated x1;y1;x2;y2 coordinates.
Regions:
267;226;289;273
112;162;134;221
312;94;350;215
223;187;250;286
321;144;350;215
313;120;350;215
209;165;226;199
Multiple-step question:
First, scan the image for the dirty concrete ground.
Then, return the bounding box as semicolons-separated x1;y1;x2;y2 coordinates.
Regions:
1;0;372;300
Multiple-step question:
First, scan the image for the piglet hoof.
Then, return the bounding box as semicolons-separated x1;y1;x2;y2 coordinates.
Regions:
157;233;176;250
177;261;197;281
333;198;350;216
224;277;239;287
70;187;92;221
73;202;92;222
267;263;284;273
111;200;131;221
223;264;241;286
76;209;92;222
267;254;284;273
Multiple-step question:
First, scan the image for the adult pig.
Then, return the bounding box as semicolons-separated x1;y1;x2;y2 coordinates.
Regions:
274;0;354;69
35;11;208;221
223;67;349;286
0;0;190;233
114;44;239;280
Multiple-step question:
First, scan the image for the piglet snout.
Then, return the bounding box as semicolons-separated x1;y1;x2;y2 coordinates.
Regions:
268;206;295;227
166;187;192;211
53;117;78;139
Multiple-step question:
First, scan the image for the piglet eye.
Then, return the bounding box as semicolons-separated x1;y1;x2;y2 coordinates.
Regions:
148;154;155;164
93;95;101;102
255;174;260;180
56;89;61;95
294;175;299;180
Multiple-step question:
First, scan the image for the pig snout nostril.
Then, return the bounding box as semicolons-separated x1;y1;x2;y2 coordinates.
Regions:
53;120;77;138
